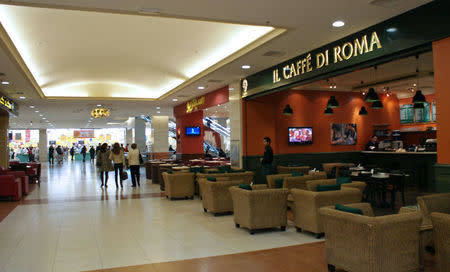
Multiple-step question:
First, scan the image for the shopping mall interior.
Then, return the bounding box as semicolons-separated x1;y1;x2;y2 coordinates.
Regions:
0;1;449;272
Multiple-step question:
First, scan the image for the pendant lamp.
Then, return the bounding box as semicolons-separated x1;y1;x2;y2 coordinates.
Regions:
365;88;380;102
412;90;426;104
372;100;383;109
327;96;339;108
359;106;368;115
324;107;333;115
282;104;293;115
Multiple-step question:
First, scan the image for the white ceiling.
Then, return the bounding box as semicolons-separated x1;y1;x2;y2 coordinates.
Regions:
0;0;432;129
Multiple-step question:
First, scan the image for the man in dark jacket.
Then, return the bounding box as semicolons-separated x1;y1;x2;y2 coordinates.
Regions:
260;137;274;179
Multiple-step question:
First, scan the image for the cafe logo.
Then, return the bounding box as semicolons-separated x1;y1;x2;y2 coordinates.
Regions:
273;31;382;83
186;96;205;113
241;79;248;97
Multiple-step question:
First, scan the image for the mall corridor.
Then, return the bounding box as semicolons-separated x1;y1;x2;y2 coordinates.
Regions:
0;161;323;272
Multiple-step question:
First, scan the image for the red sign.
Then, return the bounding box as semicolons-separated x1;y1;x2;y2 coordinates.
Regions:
25;130;31;143
74;130;95;138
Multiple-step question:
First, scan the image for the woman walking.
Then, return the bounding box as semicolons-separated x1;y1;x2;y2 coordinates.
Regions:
109;142;125;188
89;146;96;163
126;143;141;187
96;143;113;188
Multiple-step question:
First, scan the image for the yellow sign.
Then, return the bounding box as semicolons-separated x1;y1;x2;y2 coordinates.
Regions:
0;96;14;111
272;31;382;83
91;108;110;118
186;96;205;113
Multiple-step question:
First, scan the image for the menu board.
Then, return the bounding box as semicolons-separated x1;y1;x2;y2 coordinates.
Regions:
432;102;436;122
414;102;431;123
400;104;413;123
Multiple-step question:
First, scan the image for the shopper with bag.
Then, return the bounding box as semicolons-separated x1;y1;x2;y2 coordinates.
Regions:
97;143;113;188
126;143;142;187
109;142;126;188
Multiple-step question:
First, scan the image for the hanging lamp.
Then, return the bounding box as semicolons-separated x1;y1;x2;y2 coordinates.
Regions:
365;88;380;102
327;96;339;108
359;106;368;115
324;107;333;115
413;55;426;104
372;100;383;109
282;104;293;115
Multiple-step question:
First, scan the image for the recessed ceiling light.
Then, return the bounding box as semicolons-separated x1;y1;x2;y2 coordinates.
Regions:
198;86;205;90
1;81;9;85
157;111;161;114
35;110;39;113
39;114;43;116
241;65;251;69
172;98;178;102
386;27;397;33
42;118;46;120
19;96;26;99
228;87;234;91
332;20;345;28
97;104;102;107
156;107;160;109
29;106;35;108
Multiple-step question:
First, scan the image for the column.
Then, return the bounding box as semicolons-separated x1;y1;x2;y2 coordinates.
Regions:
126;128;133;145
432;37;450;193
134;117;147;155
229;82;243;169
0;109;9;168
39;129;47;162
151;116;169;160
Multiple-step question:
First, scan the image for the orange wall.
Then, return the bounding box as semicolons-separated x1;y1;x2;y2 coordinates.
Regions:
243;89;400;156
433;37;450;164
398;94;436;130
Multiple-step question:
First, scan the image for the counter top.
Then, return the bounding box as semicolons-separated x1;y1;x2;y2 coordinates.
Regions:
362;151;437;155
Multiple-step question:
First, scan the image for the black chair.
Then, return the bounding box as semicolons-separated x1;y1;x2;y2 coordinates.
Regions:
387;173;406;210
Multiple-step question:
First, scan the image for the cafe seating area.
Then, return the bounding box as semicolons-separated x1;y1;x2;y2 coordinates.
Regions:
0;161;41;201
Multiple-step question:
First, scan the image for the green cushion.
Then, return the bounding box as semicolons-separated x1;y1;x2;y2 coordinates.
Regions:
219;165;231;172
166;169;173;174
208;170;225;174
291;171;303;177
238;184;252;190
207;177;217;182
275;178;284;188
336;176;352;186
316;184;340;192
190;167;205;173
335;203;364;215
228;169;245;173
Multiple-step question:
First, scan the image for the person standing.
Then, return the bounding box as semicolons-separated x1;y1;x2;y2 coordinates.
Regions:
48;145;55;164
56;145;64;164
260;137;274;180
109;142;125;188
70;146;75;161
89;146;95;163
126;143;141;187
365;135;379;151
81;145;87;162
97;143;113;188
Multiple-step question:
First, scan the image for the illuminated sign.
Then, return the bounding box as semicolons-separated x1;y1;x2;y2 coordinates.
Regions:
0;95;16;113
186;96;205;113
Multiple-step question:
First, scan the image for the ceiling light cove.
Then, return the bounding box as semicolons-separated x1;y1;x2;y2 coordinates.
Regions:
0;5;280;99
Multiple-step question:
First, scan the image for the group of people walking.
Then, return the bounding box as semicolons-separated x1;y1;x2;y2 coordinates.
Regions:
96;142;142;188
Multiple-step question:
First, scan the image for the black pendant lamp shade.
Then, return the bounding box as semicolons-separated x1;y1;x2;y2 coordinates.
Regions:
372;100;383;109
413;102;424;109
283;104;293;115
327;96;339;108
365;88;380;102
324;107;333;115
359;106;368;115
412;90;426;104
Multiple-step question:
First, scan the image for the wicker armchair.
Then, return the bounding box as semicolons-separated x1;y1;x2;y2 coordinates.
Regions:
277;165;310;174
162;172;195;200
417;192;450;226
319;203;422;272
229;186;289;234
198;178;248;215
431;212;450;272
197;171;254;184
291;187;362;238
266;173;291;188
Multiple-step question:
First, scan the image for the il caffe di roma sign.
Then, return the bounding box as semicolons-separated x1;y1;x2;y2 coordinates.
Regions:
241;1;450;98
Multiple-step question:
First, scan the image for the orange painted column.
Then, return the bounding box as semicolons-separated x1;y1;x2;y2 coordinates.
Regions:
433;37;450;164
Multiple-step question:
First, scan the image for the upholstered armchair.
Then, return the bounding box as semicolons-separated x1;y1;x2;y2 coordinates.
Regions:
319;203;422;272
0;175;22;201
229;185;289;234
431;212;450;272
4;170;29;195
291;187;362;237
162;172;195;200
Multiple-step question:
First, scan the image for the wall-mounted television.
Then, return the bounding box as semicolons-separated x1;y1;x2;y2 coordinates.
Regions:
185;126;200;136
289;127;313;144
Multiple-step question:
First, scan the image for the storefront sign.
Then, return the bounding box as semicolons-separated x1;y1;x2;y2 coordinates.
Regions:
241;1;450;98
0;95;17;113
73;130;94;138
186;96;205;113
25;130;30;143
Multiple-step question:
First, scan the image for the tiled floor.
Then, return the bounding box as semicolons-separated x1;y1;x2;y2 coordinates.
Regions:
0;161;320;272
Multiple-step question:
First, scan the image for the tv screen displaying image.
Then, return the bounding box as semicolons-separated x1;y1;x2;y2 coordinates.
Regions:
185;126;200;136
289;127;313;144
331;123;357;145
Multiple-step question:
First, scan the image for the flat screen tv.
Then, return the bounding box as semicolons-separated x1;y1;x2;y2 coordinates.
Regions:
185;126;200;136
289;127;313;144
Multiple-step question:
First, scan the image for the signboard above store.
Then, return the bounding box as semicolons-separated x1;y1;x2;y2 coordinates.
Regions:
0;95;17;114
186;96;205;113
241;0;450;99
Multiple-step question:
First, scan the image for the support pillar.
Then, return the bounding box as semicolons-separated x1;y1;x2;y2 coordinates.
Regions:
135;117;147;156
126;128;133;146
151;116;169;160
229;82;243;168
0;109;9;168
39;129;47;162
